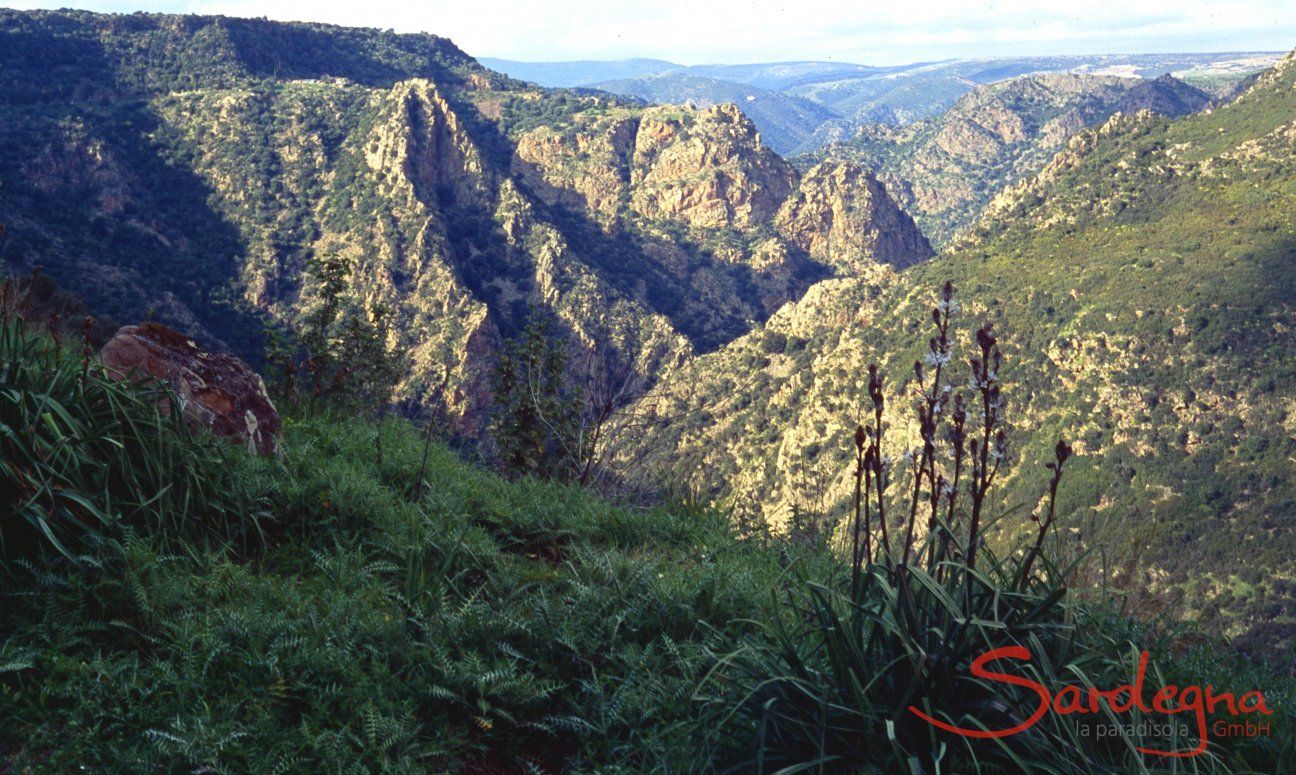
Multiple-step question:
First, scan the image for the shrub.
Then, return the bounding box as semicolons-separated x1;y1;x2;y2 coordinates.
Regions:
0;309;234;563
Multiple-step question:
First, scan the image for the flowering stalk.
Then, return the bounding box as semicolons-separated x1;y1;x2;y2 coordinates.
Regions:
902;282;955;569
850;423;867;592
965;322;1005;576
867;364;892;567
1017;439;1073;590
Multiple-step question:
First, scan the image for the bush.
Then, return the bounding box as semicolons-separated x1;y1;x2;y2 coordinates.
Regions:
0;310;236;563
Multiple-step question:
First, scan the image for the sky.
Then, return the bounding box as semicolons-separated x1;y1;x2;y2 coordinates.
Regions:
5;0;1295;65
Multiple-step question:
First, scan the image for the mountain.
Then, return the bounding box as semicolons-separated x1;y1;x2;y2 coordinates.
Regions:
628;50;1296;654
477;56;677;87
484;53;1282;157
586;73;837;153
785;53;1278;129
0;9;930;435
815;73;1214;246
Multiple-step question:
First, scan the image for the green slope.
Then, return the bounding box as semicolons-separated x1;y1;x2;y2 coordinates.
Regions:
0;403;817;770
635;51;1296;655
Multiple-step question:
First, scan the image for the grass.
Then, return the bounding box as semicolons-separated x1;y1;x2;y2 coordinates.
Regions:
0;310;1292;772
0;398;830;771
0;313;237;562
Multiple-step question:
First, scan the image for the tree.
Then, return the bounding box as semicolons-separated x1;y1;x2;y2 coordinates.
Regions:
264;253;404;417
490;313;579;479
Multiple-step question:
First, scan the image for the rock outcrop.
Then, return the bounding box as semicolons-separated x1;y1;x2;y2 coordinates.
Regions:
818;73;1213;246
630;104;797;230
100;323;281;456
776;161;933;272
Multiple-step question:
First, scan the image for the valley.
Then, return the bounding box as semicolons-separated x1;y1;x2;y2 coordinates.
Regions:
1;13;1295;770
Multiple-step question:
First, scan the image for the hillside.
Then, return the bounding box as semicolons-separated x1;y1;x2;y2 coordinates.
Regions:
0;9;930;435
0;378;809;769
816;73;1213;246
484;53;1281;157
586;73;837;153
5;9;1296;770
629;50;1296;655
3;310;1290;772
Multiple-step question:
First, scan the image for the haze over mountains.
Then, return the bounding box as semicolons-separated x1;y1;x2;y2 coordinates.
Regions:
482;52;1284;154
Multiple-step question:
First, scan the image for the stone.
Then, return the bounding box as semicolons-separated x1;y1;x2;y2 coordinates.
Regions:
99;322;281;456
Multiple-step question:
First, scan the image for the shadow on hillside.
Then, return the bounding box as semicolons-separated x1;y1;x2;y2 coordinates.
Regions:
392;80;831;352
0;23;264;358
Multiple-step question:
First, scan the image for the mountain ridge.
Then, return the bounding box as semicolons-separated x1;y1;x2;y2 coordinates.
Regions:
485;52;1283;157
813;72;1214;245
0;8;930;435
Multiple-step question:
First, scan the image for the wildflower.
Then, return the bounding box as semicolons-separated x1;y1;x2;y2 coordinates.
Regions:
924;350;953;368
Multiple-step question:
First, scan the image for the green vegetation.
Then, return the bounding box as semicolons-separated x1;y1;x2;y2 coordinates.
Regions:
0;308;234;562
698;287;1290;772
490;312;580;479
638;53;1296;658
2;303;1292;772
0;316;810;770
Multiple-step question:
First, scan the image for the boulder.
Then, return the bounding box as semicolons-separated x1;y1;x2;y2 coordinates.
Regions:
100;323;281;456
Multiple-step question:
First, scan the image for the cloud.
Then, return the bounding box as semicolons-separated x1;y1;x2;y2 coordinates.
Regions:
7;0;1295;63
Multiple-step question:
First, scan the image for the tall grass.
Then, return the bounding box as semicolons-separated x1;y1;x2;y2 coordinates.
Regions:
0;310;237;563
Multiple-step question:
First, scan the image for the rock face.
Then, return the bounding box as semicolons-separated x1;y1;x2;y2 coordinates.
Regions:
0;9;936;434
100;323;281;456
776;161;934;273
819;73;1213;246
631;104;797;230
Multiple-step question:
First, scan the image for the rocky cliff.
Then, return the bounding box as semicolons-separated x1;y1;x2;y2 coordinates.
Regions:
815;72;1213;246
0;9;931;433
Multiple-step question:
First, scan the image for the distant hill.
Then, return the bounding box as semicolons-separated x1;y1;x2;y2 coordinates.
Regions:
478;56;675;87
484;53;1283;157
588;73;837;153
814;73;1214;246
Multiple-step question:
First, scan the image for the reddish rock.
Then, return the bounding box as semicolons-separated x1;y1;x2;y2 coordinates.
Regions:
100;322;281;456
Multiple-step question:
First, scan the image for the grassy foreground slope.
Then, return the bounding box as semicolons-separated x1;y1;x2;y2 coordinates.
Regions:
0;407;814;771
634;50;1296;655
1;311;1292;772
